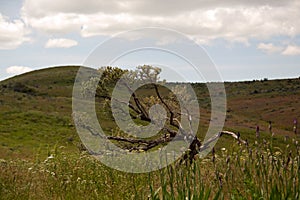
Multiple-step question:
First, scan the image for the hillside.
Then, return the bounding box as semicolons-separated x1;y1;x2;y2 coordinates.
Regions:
225;78;300;135
0;66;80;159
0;66;299;159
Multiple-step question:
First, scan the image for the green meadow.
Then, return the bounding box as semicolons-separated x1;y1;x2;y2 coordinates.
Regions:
0;66;299;199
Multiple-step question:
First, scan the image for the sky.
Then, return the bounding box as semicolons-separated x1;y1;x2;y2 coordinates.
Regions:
1;0;300;82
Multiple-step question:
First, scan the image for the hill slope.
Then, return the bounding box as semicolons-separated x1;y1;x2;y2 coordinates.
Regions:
0;66;80;158
0;66;299;159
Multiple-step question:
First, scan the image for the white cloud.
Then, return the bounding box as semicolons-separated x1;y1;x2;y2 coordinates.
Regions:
45;38;78;48
6;66;33;75
0;14;30;49
282;45;300;56
257;43;283;54
20;0;300;44
257;43;300;56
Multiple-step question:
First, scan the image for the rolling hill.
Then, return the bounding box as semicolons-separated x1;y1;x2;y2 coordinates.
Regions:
0;66;299;159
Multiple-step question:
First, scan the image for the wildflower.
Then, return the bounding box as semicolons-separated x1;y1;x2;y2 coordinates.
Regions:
217;172;223;188
44;154;54;163
226;156;230;164
240;156;245;161
0;159;7;165
48;154;54;159
274;151;281;156
212;148;216;163
256;125;260;138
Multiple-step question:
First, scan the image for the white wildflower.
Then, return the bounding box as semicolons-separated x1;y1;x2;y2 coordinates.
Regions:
44;154;54;163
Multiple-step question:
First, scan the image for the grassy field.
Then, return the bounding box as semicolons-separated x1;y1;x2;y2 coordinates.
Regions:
0;66;299;199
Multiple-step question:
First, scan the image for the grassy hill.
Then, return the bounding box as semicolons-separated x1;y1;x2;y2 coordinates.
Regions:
0;66;299;159
0;66;300;199
0;66;80;159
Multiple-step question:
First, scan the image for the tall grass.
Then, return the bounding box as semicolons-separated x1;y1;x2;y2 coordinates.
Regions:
146;136;299;199
0;136;299;199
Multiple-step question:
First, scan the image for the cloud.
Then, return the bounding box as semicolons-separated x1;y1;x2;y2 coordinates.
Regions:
257;43;283;54
6;66;33;75
45;38;78;48
0;14;30;49
282;45;300;56
21;0;300;44
257;43;300;56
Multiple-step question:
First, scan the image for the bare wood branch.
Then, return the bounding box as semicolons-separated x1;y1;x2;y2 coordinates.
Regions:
180;131;247;164
80;118;247;160
199;131;247;152
153;84;183;133
108;134;174;151
112;98;141;115
118;79;150;121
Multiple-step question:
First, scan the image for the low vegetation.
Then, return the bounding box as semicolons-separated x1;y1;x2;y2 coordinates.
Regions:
0;136;299;199
0;66;299;199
